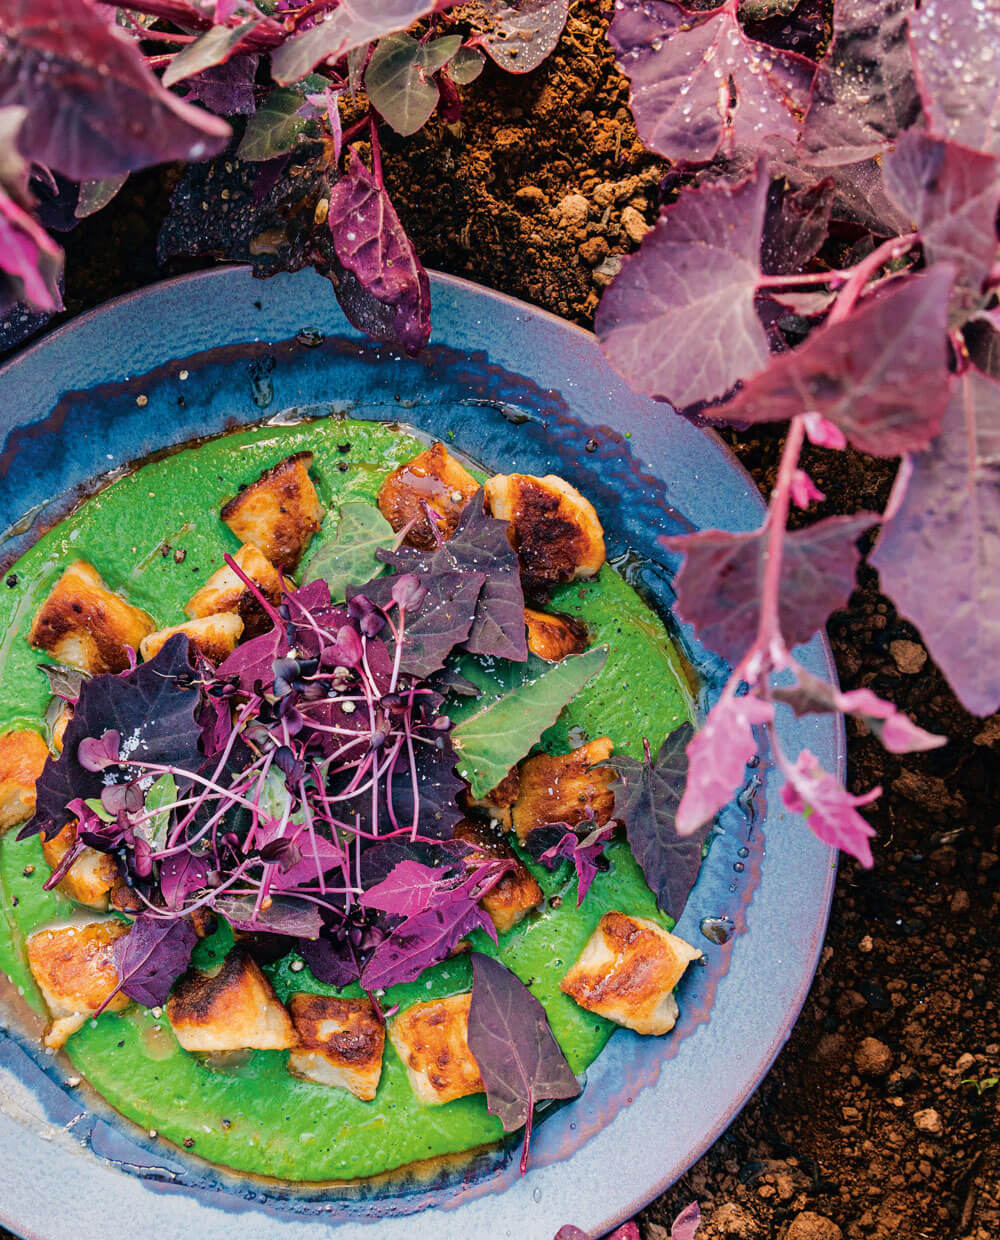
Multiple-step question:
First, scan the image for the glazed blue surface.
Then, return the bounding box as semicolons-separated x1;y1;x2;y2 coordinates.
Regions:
0;268;841;1240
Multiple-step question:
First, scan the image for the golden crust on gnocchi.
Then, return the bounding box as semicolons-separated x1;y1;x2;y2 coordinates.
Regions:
167;949;295;1052
287;993;385;1100
139;613;244;665
184;542;285;637
377;441;479;549
220;452;323;571
26;919;131;1049
0;729;49;831
28;561;155;675
560;912;702;1035
453;818;543;934
484;473;605;585
461;766;520;832
524;607;589;661
40;821;118;909
510;738;615;842
387;992;484;1105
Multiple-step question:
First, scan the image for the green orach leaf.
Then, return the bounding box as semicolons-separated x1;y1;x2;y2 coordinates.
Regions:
84;797;115;823
162;21;259;89
236;86;309;161
141;772;176;853
75;174;128;218
302;501;395;601
365;33;462;137
451;645;607;797
445;44;485;86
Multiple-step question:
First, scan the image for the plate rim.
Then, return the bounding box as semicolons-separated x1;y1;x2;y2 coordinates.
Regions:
0;265;842;1240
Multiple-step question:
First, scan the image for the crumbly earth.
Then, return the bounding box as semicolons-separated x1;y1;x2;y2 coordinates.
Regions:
2;3;998;1237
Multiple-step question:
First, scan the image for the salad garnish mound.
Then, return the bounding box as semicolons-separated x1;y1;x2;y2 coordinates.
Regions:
1;439;707;1175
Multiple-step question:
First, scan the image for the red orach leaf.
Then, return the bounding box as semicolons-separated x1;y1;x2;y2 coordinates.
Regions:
595;159;771;407
872;365;1000;717
609;0;814;165
467;952;581;1173
883;131;1000;323
663;513;876;665
0;0;230;180
909;0;1000;158
676;691;774;835
780;748;879;866
610;725;709;919
710;265;955;456
327;149;431;354
0;187;63;315
801;0;921;167
774;667;946;754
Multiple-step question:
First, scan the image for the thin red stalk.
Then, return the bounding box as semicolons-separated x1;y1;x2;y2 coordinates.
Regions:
369;114;385;189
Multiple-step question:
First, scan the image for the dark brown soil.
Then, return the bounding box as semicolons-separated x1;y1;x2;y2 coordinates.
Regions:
5;4;998;1239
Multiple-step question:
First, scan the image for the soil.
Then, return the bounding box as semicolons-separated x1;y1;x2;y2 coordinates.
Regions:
3;3;998;1238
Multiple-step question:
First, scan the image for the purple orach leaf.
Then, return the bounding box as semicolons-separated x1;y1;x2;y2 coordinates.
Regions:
677;691;774;835
883;131;1000;324
611;724;709;919
710;265;955;457
181;55;260;117
0;186;64;316
595;159;771;408
872;365;1000;717
216;623;288;693
361;858;457;918
388;732;466;839
535;818;615;907
110;914;197;1008
351;570;484;679
553;1228;590;1240
23;636;201;842
0;0;230;180
780;748;879;866
271;0;458;85
469;0;569;74
214;894;323;939
467;952;581;1175
800;0;921;167
909;0;1000;158
662;513;877;665
160;849;210;910
298;933;361;988
609;0;814;165
269;834;345;891
774;666;946;754
790;468;825;509
77;729;121;772
359;862;511;991
670;1201;703;1240
382;490;528;663
327;149;430;355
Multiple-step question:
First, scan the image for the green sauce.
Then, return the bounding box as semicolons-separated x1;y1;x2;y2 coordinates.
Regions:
0;418;693;1181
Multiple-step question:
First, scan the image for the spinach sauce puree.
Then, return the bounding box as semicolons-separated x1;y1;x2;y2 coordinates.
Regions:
0;418;693;1181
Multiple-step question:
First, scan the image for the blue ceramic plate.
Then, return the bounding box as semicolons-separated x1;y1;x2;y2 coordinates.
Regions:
0;268;841;1240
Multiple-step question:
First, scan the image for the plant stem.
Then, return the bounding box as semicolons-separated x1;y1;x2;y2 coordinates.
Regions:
757;415;806;667
828;232;919;324
369;114;384;188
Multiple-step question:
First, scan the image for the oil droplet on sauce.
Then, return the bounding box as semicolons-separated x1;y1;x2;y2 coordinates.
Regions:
700;915;735;945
